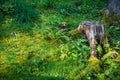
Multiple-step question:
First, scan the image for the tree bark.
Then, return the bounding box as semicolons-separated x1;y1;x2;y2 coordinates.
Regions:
107;0;120;15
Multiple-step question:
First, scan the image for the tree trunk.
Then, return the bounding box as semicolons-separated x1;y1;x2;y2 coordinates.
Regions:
107;0;120;15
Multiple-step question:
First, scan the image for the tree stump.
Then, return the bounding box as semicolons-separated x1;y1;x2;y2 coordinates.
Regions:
77;21;105;57
107;0;120;15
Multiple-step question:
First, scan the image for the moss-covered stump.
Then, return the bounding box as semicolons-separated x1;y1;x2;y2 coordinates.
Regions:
101;10;120;27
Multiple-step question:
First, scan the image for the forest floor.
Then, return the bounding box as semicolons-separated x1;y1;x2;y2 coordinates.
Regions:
0;0;120;80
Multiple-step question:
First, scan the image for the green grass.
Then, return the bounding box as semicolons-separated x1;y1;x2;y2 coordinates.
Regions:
0;0;120;80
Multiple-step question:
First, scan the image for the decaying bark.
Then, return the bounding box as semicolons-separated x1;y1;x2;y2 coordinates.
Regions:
77;21;104;57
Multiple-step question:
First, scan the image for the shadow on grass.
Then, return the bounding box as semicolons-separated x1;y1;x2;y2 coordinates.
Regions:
0;75;66;80
18;76;65;80
0;0;40;40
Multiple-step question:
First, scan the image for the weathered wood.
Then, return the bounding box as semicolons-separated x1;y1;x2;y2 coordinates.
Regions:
77;21;104;57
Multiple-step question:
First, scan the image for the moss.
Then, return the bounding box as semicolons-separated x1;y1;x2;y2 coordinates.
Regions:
76;56;101;78
101;9;120;27
68;29;81;39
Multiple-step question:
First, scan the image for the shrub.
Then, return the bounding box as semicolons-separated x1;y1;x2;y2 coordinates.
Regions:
55;1;76;16
0;0;39;24
106;26;120;53
11;0;39;24
0;11;3;23
0;3;14;15
35;0;56;9
76;0;106;14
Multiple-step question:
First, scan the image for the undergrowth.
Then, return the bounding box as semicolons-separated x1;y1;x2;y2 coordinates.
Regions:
0;0;120;80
